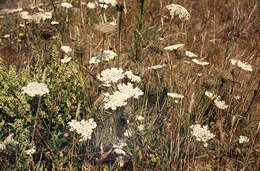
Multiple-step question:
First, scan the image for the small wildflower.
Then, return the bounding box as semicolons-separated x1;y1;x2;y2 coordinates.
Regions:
22;82;49;97
165;4;190;21
19;24;25;27
99;0;117;8
164;44;184;51
68;118;97;141
61;55;72;63
147;64;166;70
61;45;72;54
192;59;209;66
205;91;216;99
3;34;10;38
89;50;117;64
239;135;249;144
190;124;215;147
87;2;96;9
167;93;184;99
185;51;198;58
25;148;36;155
61;2;73;8
18;33;24;37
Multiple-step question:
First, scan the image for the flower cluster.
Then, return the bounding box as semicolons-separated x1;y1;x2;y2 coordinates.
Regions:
99;0;117;9
68;118;97;141
205;91;229;109
97;68;141;87
61;56;72;64
239;135;249;144
190;124;215;147
97;68;125;87
22;82;49;97
164;44;184;51
185;51;198;58
147;64;166;70
165;4;190;21
230;59;253;72
113;141;127;155
61;45;72;54
61;2;73;8
104;83;143;110
192;59;209;66
20;11;52;23
89;50;117;64
87;2;96;9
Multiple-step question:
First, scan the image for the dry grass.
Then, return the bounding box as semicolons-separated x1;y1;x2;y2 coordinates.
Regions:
0;0;259;170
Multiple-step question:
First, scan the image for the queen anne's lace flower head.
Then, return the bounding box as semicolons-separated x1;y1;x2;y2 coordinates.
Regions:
185;51;198;58
89;50;117;64
103;83;143;110
68;118;97;141
97;68;125;87
61;2;73;8
61;56;72;63
190;124;215;147
147;64;166;70
230;59;253;72
164;44;184;51
87;2;96;9
124;71;141;82
61;46;72;54
239;135;249;144
167;93;184;99
22;82;49;97
192;59;209;66
165;4;190;21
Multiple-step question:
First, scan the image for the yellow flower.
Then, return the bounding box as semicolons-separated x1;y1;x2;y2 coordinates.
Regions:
18;33;24;37
18;39;22;42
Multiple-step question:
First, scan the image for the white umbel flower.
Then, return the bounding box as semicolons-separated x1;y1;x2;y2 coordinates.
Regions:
185;51;198;58
99;0;117;7
87;2;96;9
239;135;249;144
61;56;72;64
97;68;125;87
89;50;117;64
214;97;229;109
190;124;215;147
51;21;59;25
192;59;209;66
124;71;141;82
205;91;228;109
22;82;49;97
165;4;190;21
103;83;143;110
164;44;184;51
68;118;97;141
230;59;253;72
147;64;166;70
61;2;73;8
167;93;184;99
61;46;72;54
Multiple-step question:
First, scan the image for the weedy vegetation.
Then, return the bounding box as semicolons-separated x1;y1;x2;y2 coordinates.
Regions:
0;0;259;170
